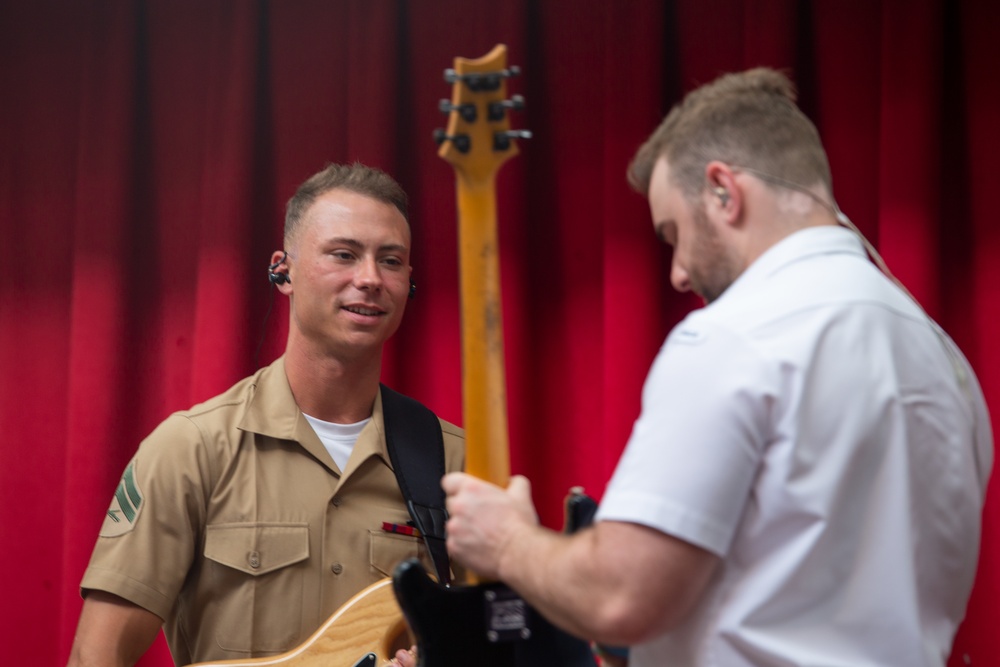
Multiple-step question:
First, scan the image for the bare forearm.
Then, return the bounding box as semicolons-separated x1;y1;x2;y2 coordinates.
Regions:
442;473;717;647
497;525;653;645
67;644;130;667
498;520;718;646
67;592;162;667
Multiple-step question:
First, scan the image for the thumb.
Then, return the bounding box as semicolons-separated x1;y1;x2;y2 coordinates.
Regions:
507;475;533;503
441;471;467;495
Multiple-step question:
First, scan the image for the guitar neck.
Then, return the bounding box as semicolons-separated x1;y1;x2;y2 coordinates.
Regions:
436;43;526;490
456;177;510;488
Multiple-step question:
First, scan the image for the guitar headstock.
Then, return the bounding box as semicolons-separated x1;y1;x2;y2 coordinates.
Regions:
435;44;530;184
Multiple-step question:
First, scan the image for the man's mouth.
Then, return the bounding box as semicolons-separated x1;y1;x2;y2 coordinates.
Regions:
343;305;384;317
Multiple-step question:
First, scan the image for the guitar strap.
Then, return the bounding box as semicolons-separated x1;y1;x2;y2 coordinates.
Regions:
380;384;453;586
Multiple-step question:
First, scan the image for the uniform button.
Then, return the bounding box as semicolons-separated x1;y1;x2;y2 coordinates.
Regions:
332;497;343;507
331;562;344;575
248;551;261;569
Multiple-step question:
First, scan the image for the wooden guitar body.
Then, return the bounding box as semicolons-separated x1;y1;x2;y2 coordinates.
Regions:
185;578;405;667
186;487;598;667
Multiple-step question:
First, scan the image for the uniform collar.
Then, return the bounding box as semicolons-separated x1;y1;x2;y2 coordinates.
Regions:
340;392;392;479
238;356;392;477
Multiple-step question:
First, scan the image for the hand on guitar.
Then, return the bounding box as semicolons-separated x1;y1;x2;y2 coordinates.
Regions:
441;472;539;579
391;645;418;667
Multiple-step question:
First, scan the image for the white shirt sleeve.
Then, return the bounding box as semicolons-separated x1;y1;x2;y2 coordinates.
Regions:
596;316;778;556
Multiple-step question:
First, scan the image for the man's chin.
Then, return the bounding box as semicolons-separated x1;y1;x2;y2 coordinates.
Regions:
338;327;400;353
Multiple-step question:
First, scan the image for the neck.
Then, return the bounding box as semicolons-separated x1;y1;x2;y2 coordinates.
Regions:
740;187;839;266
283;337;383;423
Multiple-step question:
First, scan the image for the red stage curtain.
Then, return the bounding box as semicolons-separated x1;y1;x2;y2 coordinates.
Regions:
1;1;996;665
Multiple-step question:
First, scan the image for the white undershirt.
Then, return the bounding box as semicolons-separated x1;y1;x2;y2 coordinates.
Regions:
302;414;371;472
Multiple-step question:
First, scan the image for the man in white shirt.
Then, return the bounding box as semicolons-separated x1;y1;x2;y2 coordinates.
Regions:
442;67;992;666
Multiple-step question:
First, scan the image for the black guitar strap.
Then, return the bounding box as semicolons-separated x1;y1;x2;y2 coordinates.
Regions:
380;384;452;586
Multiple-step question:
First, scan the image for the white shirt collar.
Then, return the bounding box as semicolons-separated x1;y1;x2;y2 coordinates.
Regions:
713;225;866;308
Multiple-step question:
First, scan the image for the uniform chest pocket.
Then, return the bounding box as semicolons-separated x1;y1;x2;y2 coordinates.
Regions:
203;523;310;654
370;531;436;579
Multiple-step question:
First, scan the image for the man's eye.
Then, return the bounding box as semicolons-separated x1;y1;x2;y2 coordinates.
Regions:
381;257;403;267
332;251;354;261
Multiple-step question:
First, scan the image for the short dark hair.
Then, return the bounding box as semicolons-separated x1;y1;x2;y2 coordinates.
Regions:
284;162;409;245
628;68;832;200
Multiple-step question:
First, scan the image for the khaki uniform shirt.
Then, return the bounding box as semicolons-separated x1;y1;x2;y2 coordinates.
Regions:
80;357;465;664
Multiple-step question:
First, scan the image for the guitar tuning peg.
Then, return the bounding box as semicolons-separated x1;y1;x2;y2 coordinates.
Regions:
442;65;521;92
439;99;477;123
487;95;526;122
493;129;532;151
433;128;471;153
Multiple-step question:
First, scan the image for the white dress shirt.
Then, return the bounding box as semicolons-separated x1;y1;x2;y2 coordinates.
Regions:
597;226;992;666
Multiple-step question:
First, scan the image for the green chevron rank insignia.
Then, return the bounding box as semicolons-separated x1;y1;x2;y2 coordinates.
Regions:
100;460;144;537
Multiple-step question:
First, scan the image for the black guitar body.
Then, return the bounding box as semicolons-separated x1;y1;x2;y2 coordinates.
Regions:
393;559;597;667
392;489;600;667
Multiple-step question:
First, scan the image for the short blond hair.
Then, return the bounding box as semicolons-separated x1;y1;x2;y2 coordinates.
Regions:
284;162;408;245
628;68;832;200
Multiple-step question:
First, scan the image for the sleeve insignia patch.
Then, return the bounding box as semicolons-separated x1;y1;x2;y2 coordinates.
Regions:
99;460;144;537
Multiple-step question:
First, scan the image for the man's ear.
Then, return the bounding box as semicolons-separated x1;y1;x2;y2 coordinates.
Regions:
268;250;292;292
704;161;740;225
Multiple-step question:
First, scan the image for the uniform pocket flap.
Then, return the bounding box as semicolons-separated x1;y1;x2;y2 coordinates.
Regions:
370;531;426;578
205;523;309;576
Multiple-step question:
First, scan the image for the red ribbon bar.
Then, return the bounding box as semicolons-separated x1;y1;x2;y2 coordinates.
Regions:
381;521;422;537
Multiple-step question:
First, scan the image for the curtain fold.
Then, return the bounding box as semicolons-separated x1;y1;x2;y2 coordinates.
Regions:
1;2;996;665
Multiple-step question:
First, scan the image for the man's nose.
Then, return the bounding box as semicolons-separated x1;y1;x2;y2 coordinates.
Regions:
670;262;691;293
354;257;383;290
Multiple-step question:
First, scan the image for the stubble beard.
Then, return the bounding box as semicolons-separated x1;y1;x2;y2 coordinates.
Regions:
690;202;740;304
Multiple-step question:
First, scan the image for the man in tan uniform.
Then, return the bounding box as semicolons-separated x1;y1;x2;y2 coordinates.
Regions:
67;163;463;667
